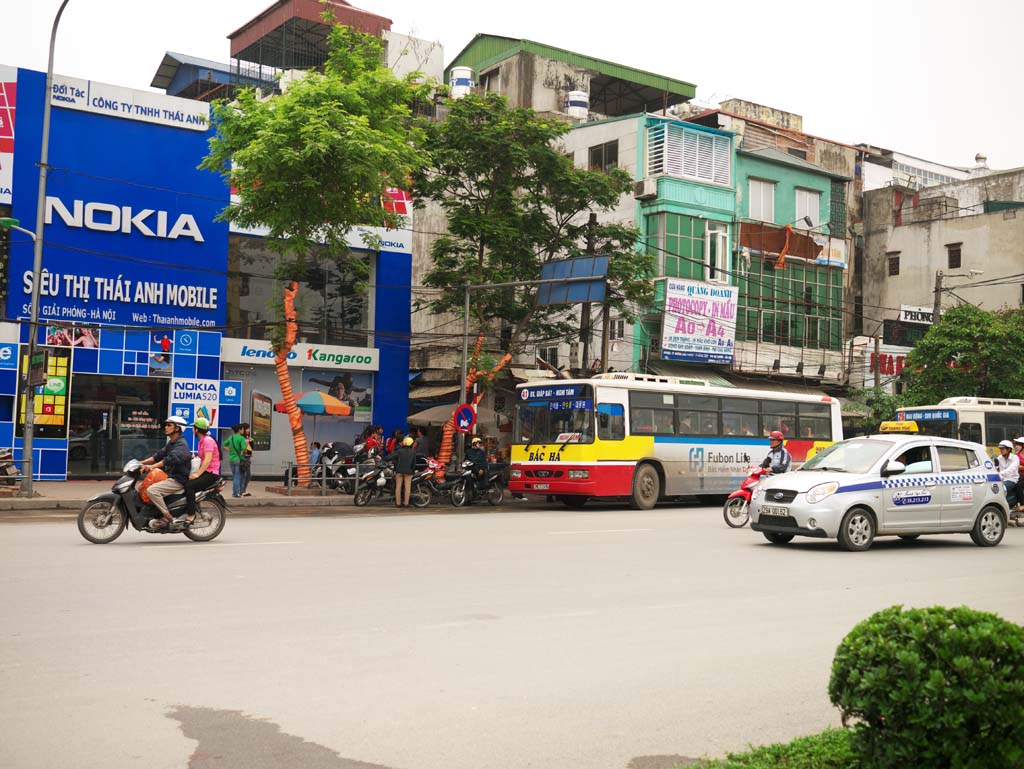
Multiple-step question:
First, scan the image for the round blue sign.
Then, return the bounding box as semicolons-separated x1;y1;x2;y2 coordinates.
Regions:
454;405;476;433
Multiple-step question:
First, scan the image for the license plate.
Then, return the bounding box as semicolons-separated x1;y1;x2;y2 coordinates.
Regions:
533;483;550;490
761;504;789;516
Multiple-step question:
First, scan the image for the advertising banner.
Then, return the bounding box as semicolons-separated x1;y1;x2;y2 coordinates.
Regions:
219;338;379;371
8;68;229;329
661;279;737;364
0;65;15;205
16;345;71;438
169;378;221;428
250;391;272;451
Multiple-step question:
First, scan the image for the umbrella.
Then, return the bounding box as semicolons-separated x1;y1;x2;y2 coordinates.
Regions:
407;403;497;427
275;391;352;416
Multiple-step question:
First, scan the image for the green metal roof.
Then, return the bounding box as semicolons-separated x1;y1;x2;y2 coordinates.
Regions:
446;34;696;104
739;147;851;181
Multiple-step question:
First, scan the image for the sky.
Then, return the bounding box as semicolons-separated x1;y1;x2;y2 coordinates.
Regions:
4;0;1023;169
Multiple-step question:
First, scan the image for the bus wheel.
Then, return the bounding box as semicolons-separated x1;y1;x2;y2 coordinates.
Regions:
560;495;588;509
630;464;660;510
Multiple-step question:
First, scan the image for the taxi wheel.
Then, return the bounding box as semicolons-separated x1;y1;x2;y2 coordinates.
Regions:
763;532;794;545
898;534;920;542
838;507;876;552
970;506;1006;547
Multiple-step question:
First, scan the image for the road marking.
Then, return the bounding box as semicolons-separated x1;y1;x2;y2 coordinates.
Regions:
548;528;654;535
149;540;304;549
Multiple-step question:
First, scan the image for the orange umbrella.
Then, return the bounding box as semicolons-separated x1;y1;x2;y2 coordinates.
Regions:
274;390;352;416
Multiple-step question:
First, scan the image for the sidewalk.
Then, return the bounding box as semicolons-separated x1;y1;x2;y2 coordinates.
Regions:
0;479;354;512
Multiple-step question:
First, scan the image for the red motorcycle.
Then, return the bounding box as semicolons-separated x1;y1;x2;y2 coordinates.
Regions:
723;466;769;528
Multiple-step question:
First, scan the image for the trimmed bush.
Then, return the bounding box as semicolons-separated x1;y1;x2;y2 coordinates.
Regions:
690;728;858;768
829;605;1024;769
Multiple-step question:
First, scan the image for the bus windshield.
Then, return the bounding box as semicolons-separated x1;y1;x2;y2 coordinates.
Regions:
515;385;594;445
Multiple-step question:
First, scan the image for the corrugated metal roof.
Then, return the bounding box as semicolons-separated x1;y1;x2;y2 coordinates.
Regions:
740;147;851;181
407;384;462;399
446;34;695;100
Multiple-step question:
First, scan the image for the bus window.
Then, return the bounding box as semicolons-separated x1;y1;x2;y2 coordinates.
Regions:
676;395;719;436
631;392;673;435
721;399;758;436
597;403;625;441
760;400;797;436
798;403;832;440
958;422;982;444
984;412;1024;444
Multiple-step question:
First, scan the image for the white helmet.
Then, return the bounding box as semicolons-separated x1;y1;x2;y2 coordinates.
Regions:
164;415;187;429
999;439;1014;449
1015;437;1024;446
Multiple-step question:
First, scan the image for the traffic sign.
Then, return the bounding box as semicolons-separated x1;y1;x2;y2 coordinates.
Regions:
454;404;476;433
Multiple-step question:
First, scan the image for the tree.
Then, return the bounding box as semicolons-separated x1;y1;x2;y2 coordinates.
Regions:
412;93;655;355
846;386;903;432
201;24;432;481
902;304;1024;405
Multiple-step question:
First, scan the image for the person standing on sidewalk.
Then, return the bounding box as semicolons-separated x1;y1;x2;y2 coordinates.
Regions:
392;436;416;508
239;423;254;496
222;424;247;498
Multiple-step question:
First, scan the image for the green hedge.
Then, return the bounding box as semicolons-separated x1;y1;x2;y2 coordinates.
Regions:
689;728;858;769
829;605;1024;769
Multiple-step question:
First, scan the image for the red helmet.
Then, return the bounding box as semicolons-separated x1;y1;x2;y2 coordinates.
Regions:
769;431;784;441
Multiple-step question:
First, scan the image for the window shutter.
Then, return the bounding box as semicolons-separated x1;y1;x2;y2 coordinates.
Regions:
713;136;730;185
682;130;698;178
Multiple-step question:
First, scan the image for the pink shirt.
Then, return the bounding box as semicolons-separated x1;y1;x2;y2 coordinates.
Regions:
198;434;221;475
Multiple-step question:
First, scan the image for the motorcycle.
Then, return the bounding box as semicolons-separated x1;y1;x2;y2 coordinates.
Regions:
0;447;19;486
450;460;505;507
77;459;229;544
722;466;769;528
353;456;395;507
406;457;461;508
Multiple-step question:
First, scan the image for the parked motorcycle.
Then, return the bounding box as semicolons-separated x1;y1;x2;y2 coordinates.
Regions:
450;460;505;507
353;457;395;507
77;459;229;544
407;457;459;508
722;466;769;528
0;447;19;486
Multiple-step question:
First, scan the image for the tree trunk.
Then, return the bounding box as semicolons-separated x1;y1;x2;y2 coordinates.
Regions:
276;281;310;482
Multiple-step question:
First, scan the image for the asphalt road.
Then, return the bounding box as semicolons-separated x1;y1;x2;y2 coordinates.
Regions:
2;504;1022;769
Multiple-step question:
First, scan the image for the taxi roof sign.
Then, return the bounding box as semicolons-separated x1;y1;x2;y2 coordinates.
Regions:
880;420;919;433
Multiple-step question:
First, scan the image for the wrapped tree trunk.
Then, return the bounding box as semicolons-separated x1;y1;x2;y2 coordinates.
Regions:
276;281;310;482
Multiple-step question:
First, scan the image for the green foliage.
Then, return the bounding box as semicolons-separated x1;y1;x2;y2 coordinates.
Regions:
689;728;858;769
412;93;654;353
829;605;1024;769
845;387;903;431
201;25;432;277
902;305;1024;405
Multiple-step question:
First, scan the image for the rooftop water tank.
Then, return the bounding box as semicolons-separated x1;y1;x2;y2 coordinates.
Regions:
566;90;589;120
449;66;474;100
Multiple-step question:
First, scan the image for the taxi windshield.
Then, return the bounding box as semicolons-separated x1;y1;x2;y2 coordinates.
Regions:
800;438;894;474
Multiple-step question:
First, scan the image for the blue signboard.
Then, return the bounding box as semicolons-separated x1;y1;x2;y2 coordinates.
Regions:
519;385;585;401
8;68;229;329
900;409;956;421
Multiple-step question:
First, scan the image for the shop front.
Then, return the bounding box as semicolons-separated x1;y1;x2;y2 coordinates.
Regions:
220;339;380;477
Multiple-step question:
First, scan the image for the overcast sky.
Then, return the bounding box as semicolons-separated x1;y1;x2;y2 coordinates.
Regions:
5;0;1022;169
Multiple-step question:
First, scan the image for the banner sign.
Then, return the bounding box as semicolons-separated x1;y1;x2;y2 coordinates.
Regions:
219;338;379;371
16;345;70;438
0;65;15;204
169;378;221;428
50;74;209;131
9;68;229;329
899;305;935;325
661;278;737;364
898;409;955;422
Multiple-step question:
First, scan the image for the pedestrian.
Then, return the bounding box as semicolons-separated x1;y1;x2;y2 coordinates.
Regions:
392;436;416;508
222;423;247;498
385;428;404;456
239;423;254;496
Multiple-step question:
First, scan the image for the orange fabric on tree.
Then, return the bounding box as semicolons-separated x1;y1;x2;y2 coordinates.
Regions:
276;281;310;483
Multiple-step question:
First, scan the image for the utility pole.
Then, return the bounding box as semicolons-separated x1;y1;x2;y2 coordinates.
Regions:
873;335;881;389
600;303;610;374
932;270;944;322
579;213;597;373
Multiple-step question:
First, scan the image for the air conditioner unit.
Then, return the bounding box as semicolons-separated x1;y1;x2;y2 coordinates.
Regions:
634;178;658;200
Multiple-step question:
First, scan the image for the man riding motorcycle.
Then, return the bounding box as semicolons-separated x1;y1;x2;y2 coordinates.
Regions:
141;415;191;529
760;430;791;475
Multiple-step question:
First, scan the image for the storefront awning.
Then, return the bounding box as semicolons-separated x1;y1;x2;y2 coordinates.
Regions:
740;222;822;261
647;361;734;388
407;384;461;399
510;367;559;381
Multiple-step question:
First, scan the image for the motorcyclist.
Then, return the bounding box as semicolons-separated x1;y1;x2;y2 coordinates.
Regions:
183;417;221;523
141;415;191;529
466;436;488;488
760;430;791;474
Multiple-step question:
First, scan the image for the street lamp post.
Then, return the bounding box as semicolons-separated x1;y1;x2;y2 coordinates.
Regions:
20;0;72;496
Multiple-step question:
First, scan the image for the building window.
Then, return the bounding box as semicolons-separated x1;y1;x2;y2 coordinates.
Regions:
645;212;706;279
749;179;775;223
947;243;962;269
538;345;559;366
646;123;730;186
589;141;618;172
706;222;730;283
787;148;808;160
887;252;900;276
829;180;846;237
795;188;821;228
735;257;844;351
610;318;625;340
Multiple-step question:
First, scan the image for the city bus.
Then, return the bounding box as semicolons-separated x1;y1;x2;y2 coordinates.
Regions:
508;373;842;509
896;396;1024;450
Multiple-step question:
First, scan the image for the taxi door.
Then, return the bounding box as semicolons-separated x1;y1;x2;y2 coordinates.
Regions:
881;443;940;529
934;443;985;528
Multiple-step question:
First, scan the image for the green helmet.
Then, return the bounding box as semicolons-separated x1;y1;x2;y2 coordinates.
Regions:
192;417;210;432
